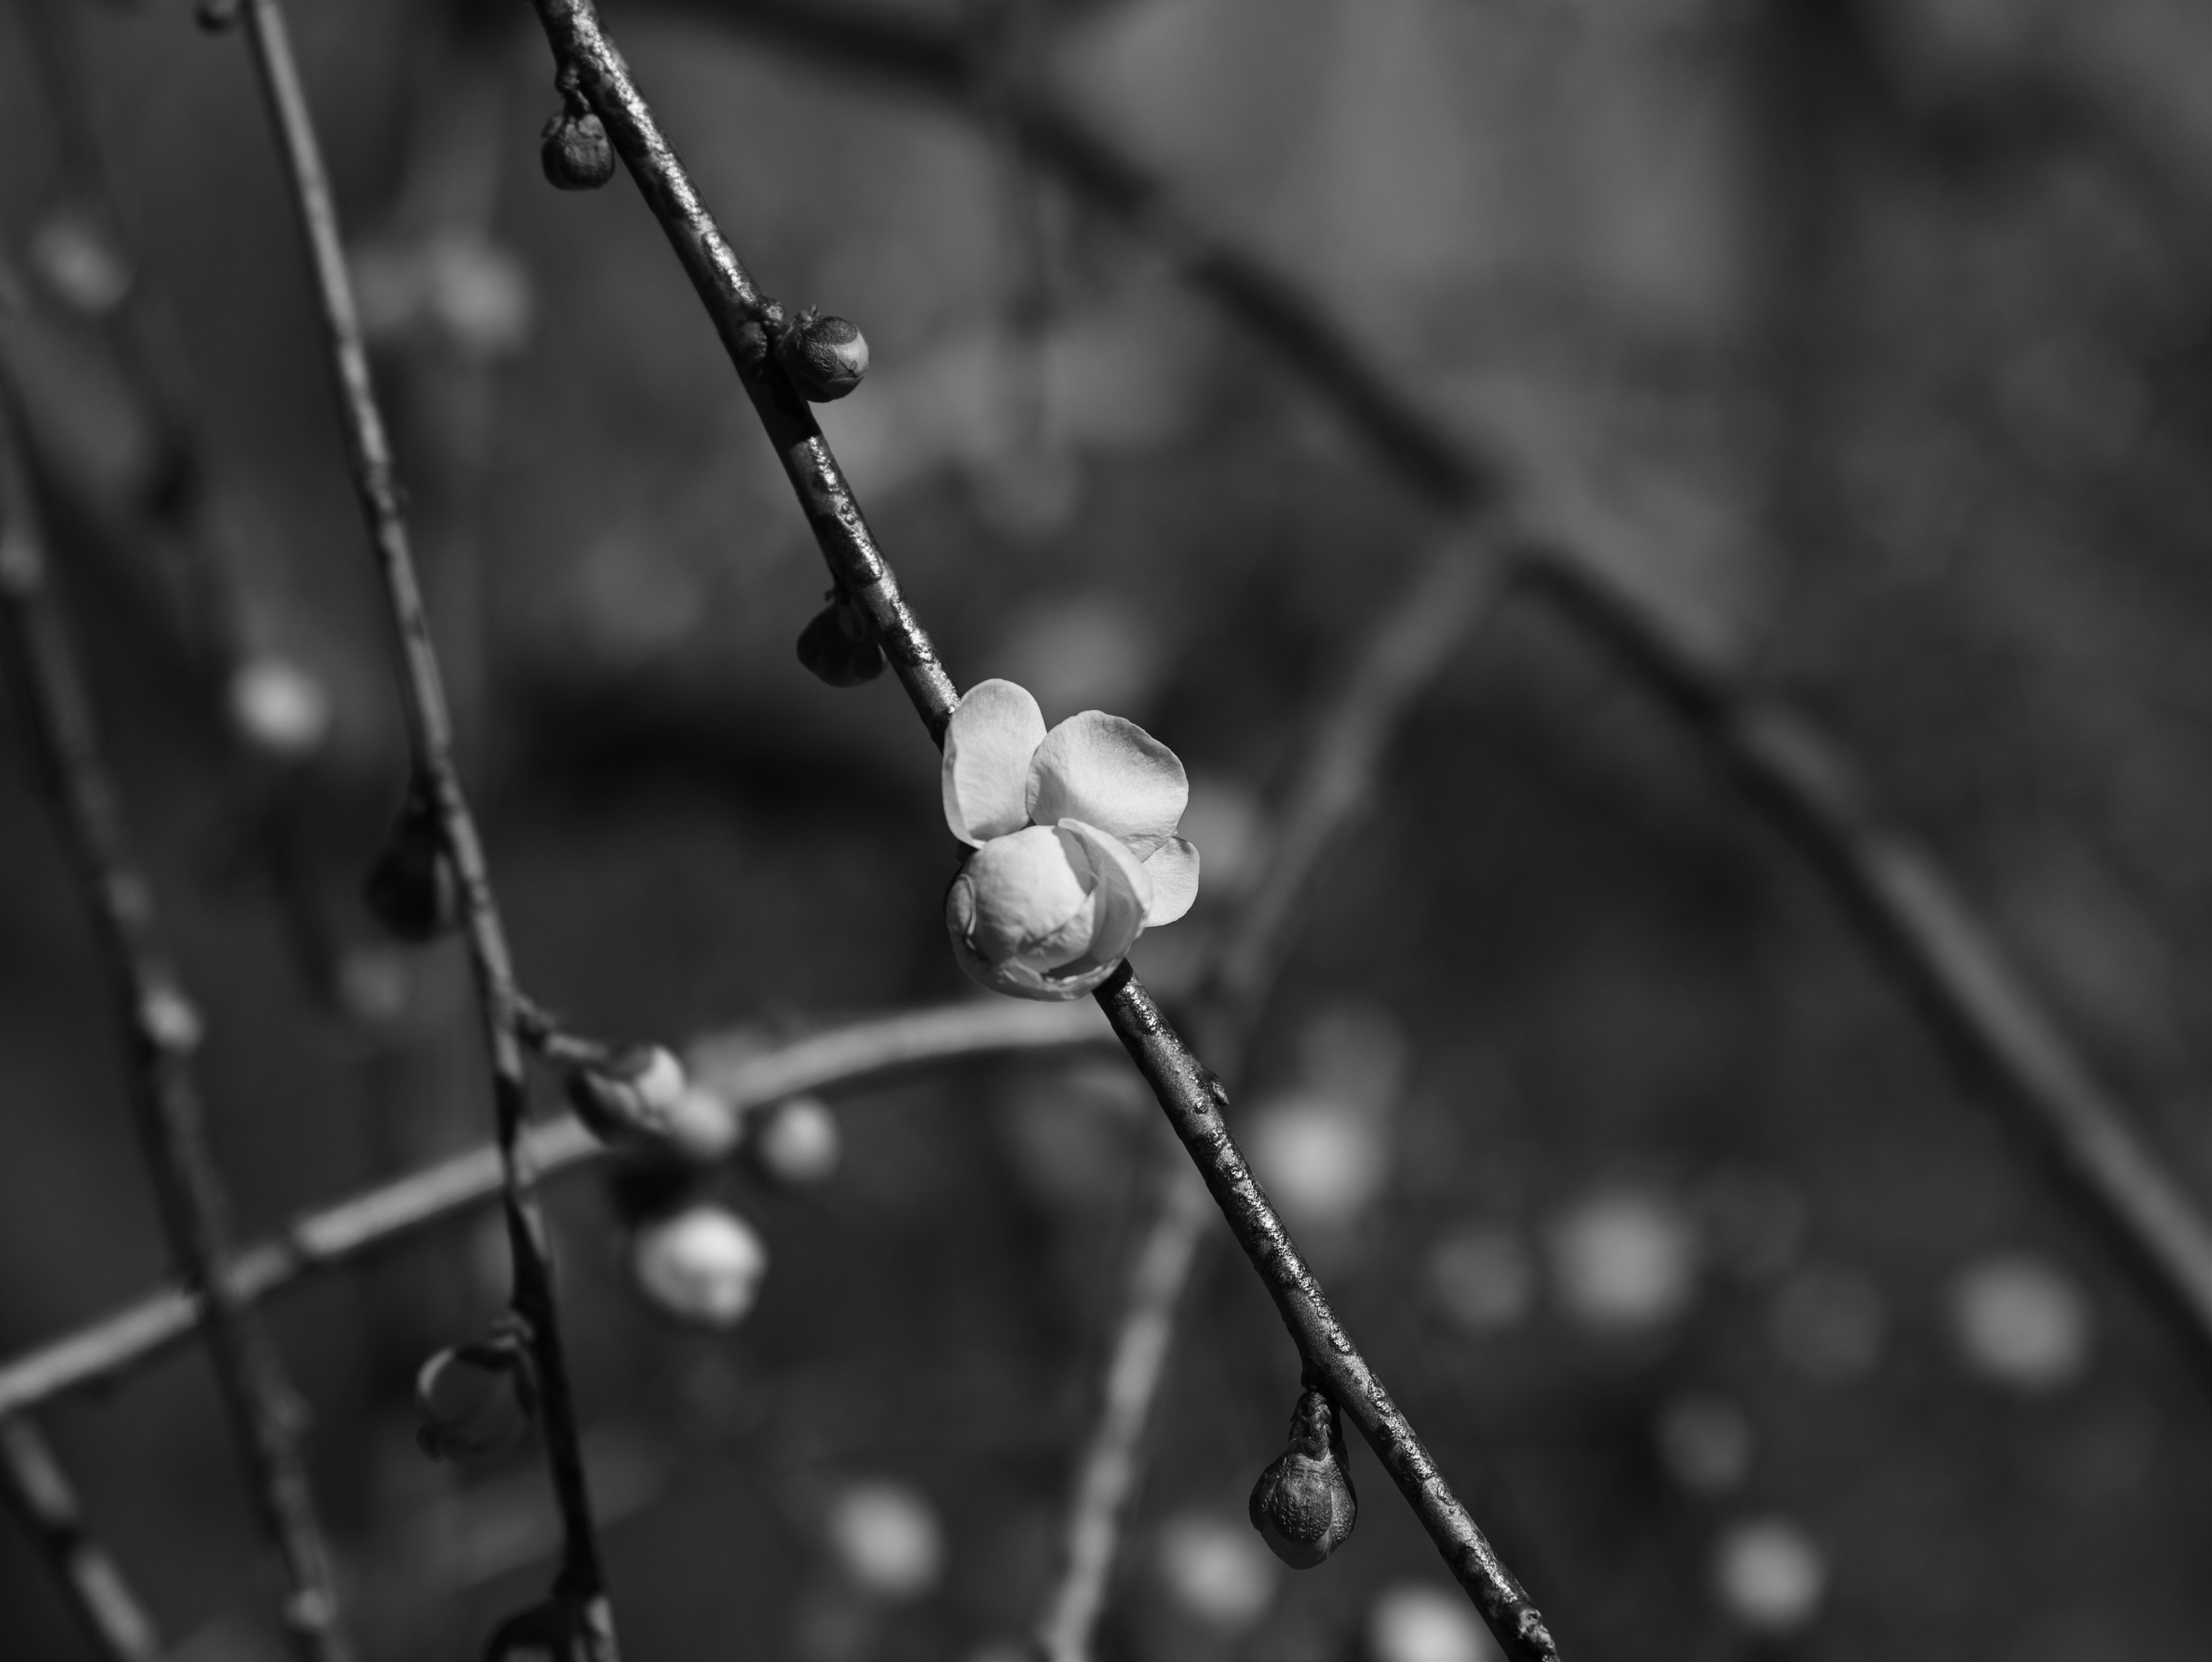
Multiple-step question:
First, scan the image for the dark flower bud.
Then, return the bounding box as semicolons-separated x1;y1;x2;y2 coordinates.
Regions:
540;109;615;192
483;1593;602;1662
797;596;884;687
363;792;460;942
195;0;240;32
1248;1387;1357;1569
775;308;869;403
416;1325;537;1464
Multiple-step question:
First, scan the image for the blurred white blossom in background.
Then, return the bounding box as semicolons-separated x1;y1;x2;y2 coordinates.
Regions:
1711;1515;1826;1635
1546;1187;1699;1331
1949;1251;2094;1394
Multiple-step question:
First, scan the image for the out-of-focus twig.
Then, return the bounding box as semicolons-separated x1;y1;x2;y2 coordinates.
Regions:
1527;560;2212;1355
236;0;613;1648
0;384;350;1662
0;998;1112;1419
689;0;2212;1377
1036;539;1505;1662
518;5;1559;1653
0;1417;166;1662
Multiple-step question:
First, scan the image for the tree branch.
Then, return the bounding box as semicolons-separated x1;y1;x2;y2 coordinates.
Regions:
0;999;1112;1421
0;1417;166;1662
687;0;2212;1377
236;0;611;1644
520;5;1559;1654
0;380;350;1661
1035;535;1506;1661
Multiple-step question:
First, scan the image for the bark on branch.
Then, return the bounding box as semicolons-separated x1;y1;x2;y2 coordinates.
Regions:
519;3;1561;1652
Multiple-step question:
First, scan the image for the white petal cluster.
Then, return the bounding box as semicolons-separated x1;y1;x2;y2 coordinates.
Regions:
941;679;1199;1000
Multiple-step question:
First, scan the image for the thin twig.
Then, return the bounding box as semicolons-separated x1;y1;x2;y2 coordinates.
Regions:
0;998;1111;1419
1525;559;2212;1356
234;0;612;1645
0;1417;166;1662
0;384;350;1661
521;6;1559;1655
8;0;345;1006
687;0;2212;1375
1033;1163;1211;1662
1035;537;1506;1662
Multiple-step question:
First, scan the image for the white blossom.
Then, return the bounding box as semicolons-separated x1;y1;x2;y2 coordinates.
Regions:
941;679;1198;1000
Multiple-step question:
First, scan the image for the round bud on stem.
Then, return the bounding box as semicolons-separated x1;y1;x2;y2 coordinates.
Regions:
796;593;885;687
540;109;615;191
775;308;869;402
416;1327;537;1464
565;1044;687;1140
363;792;461;942
195;0;240;33
748;1094;842;1187
1248;1387;1357;1568
630;1202;768;1328
483;1593;597;1661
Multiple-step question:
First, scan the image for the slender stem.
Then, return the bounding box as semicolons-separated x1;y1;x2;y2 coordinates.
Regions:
1096;969;1555;1656
1033;534;1508;1661
517;7;1559;1655
0;388;350;1661
528;0;959;737
0;1417;166;1662
1034;1164;1210;1662
692;0;2212;1379
234;0;610;1642
0;998;1112;1415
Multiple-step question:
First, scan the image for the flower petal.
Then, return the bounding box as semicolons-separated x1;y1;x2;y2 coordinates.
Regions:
943;679;1047;846
948;936;1124;1001
950;825;1093;966
1025;711;1187;858
1048;820;1153;980
1141;837;1200;925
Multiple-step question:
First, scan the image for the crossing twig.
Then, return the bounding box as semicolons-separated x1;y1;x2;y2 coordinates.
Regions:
0;998;1112;1422
236;0;613;1648
0;1417;166;1662
0;377;350;1662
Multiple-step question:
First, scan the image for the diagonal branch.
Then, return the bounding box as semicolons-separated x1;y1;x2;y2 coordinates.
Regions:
683;0;2212;1376
234;0;612;1646
0;999;1112;1421
520;5;1560;1655
1036;536;1508;1662
1;1417;166;1662
0;380;350;1662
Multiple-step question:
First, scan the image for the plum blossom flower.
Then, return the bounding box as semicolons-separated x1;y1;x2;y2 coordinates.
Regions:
942;679;1199;1000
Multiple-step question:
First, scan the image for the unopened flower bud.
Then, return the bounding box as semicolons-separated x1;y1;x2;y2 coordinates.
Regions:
363;794;460;942
775;309;869;403
565;1044;687;1140
631;1203;767;1328
540;109;615;191
228;656;332;763
195;0;240;31
1248;1388;1356;1569
416;1328;536;1464
483;1593;599;1662
749;1094;842;1187
796;597;884;687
